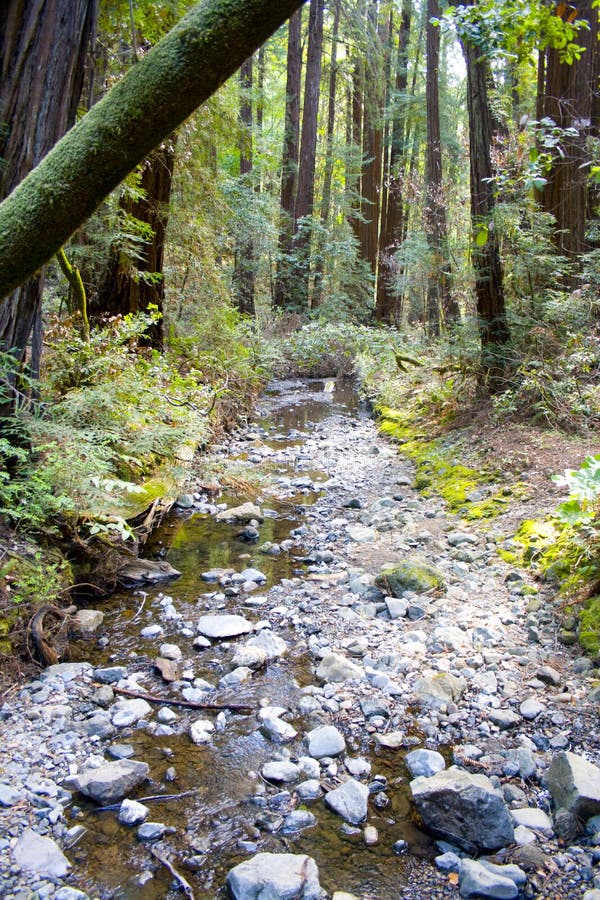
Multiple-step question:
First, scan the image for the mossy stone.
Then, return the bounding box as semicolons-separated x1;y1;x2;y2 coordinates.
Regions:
376;560;446;597
579;596;600;655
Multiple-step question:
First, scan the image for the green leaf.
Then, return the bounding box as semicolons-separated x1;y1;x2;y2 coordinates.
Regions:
474;225;489;247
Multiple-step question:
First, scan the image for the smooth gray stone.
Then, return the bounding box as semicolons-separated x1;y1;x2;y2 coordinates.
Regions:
316;652;363;683
13;828;70;878
137;822;167;841
459;859;518;898
296;780;322;801
478;860;527;886
405;749;446;778
226;852;322;899
547;751;600;819
118;798;149;825
410;767;514;852
280;810;317;833
306;725;346;758
262;761;300;784
197;614;254;639
55;889;89;900
324;778;369;825
71;759;149;805
511;807;553;837
0;783;25;807
245;629;288;660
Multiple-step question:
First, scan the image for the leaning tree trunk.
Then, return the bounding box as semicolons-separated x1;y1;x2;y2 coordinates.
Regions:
0;0;97;412
462;37;510;389
91;138;177;347
273;9;302;309
0;0;309;303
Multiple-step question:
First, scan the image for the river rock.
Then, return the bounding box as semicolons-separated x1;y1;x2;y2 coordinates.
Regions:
410;766;515;852
118;558;181;587
413;673;466;711
110;698;152;727
262;761;300;783
13;828;70;878
546;751;600;819
153;657;179;682
245;629;288;660
216;502;263;523
281;810;317;833
459;859;518;899
405;749;446;778
226;852;322;899
376;560;445;596
511;807;554;837
519;698;544;720
0;784;25;806
260;715;298;743
197;614;254;639
296;780;322;800
118;798;149;825
316;652;363;683
487;708;521;730
71;609;104;633
71;759;149;805
240;567;267;583
324;778;369;825
232;645;267;669
190;719;215;744
307;725;346;758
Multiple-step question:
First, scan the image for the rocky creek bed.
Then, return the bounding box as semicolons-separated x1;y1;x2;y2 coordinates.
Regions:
1;379;600;900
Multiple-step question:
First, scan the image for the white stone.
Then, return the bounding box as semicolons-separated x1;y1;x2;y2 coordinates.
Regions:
118;799;149;825
190;718;215;744
110;698;152;728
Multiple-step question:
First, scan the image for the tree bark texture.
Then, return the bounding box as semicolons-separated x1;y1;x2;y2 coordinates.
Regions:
91;138;177;346
273;8;302;309
357;0;384;276
540;0;597;264
233;57;256;316
0;0;97;380
0;0;309;302
462;37;510;384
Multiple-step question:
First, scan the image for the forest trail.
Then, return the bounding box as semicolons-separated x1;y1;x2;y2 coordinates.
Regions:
0;380;599;900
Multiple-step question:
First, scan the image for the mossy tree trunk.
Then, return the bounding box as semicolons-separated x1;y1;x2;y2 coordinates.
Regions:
0;0;97;412
0;0;308;304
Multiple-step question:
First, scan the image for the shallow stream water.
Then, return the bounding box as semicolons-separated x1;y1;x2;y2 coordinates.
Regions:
68;380;434;899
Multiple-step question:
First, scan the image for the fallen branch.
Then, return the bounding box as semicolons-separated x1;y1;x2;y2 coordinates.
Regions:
93;789;201;811
150;847;195;900
110;684;253;713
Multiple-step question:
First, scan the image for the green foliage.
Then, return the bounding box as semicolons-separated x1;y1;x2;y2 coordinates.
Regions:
554;455;600;525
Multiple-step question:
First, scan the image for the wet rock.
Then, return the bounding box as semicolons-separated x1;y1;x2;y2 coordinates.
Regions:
316;652;363;683
307;725;346;758
262;761;300;784
232;645;267;669
197;614;254;639
458;859;518;899
111;698;152;727
345;757;371;777
547;751;600;819
137;822;167;841
118;558;181;587
71;759;150;805
375;731;406;750
324;779;369;825
376;560;445;596
240;567;267;583
260;715;298;743
246;628;288;660
153;657;179;682
405;749;446;778
13;828;70;878
94;666;127;684
363;825;378;845
190;719;215;744
216;502;263;523
220;666;253;687
281;810;317;833
118;799;149;825
410;766;515;852
226;852;322;899
55;890;89;900
71;609;104;633
413;673;466;711
296;780;322;801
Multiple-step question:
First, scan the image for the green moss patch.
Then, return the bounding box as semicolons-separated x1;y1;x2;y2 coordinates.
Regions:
579;596;600;655
376;560;446;596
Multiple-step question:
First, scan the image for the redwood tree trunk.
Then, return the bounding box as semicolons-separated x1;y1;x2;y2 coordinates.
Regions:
233;57;256;316
0;0;97;404
462;37;510;386
273;9;302;309
91;138;177;346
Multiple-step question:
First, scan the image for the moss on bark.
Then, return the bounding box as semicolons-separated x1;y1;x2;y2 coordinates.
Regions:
0;0;307;301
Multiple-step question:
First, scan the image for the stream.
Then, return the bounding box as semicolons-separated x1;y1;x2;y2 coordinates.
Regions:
67;379;437;899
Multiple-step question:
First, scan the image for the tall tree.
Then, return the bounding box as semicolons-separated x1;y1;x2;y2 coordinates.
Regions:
375;0;412;324
292;0;324;308
0;0;309;303
273;8;302;309
233;56;256;315
0;0;97;405
424;0;458;333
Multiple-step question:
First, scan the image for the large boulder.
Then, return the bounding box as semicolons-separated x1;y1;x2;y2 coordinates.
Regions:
226;852;322;899
70;759;149;805
546;751;600;820
376;559;445;597
410;766;514;852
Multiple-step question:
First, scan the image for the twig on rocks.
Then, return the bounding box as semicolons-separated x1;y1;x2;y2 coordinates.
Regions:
93;789;201;811
110;684;253;713
150;847;195;899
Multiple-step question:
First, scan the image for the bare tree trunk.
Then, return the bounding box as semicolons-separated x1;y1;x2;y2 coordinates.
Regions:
273;9;302;309
0;0;97;410
292;0;324;309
